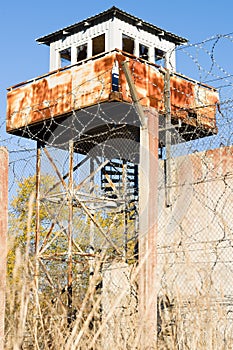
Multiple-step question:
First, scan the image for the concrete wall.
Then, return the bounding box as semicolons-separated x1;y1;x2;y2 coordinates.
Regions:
158;145;233;300
102;262;138;349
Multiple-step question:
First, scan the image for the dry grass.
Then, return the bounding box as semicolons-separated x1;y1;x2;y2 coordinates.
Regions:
5;196;233;349
5;252;233;349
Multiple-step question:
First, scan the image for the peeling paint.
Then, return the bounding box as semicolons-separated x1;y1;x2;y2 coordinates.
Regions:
6;51;219;136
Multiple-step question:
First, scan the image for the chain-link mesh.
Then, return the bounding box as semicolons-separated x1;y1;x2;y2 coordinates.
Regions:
3;34;233;349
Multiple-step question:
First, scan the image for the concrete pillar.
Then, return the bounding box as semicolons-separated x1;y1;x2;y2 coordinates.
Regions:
139;109;158;349
0;147;8;350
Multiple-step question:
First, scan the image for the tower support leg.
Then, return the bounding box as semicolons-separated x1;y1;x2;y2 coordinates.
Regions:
139;108;158;349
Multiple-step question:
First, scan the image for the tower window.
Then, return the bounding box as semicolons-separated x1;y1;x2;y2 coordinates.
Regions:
155;48;165;66
92;34;105;56
60;47;71;68
139;44;149;61
77;44;87;62
122;34;135;55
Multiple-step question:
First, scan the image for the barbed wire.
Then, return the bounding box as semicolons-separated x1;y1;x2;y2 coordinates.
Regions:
3;34;233;348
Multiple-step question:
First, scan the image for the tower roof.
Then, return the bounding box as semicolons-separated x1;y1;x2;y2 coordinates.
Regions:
36;6;188;46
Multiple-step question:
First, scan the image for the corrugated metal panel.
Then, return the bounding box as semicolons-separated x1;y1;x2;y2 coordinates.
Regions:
6;51;218;134
54;20;111;55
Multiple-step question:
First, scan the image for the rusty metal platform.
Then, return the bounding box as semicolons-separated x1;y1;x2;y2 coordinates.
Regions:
6;50;219;144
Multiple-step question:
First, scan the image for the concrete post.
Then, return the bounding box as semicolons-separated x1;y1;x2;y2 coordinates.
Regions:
139;109;158;349
0;147;8;350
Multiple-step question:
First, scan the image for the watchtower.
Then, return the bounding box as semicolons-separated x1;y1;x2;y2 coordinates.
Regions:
6;7;219;348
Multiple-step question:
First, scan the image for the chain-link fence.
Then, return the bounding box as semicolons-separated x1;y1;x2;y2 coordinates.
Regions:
3;34;233;349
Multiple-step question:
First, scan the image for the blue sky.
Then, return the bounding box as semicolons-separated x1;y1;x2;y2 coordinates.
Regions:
1;0;233;135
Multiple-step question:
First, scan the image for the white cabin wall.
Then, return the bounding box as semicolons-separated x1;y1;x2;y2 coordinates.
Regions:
49;20;112;70
50;42;57;71
113;18;176;69
108;17;121;51
48;17;177;71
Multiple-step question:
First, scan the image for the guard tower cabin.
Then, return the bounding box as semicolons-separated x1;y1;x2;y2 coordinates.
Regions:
41;6;182;72
6;6;219;147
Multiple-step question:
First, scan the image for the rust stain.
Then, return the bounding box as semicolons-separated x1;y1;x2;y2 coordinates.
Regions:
6;51;219;135
94;55;114;75
203;146;233;181
171;77;194;108
188;146;233;190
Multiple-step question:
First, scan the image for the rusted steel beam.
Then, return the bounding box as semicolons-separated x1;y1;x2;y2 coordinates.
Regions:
39;259;66;312
34;141;42;344
44;148;68;190
89;158;95;278
164;69;172;207
35;142;42;259
44;154;90;196
122;160;128;261
73;192;121;255
0;147;8;350
75;159;109;192
67;140;74;327
121;60;147;129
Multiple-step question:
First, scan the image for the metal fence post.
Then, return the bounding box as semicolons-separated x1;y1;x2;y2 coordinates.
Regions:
164;69;172;207
121;60;159;348
139;109;158;349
